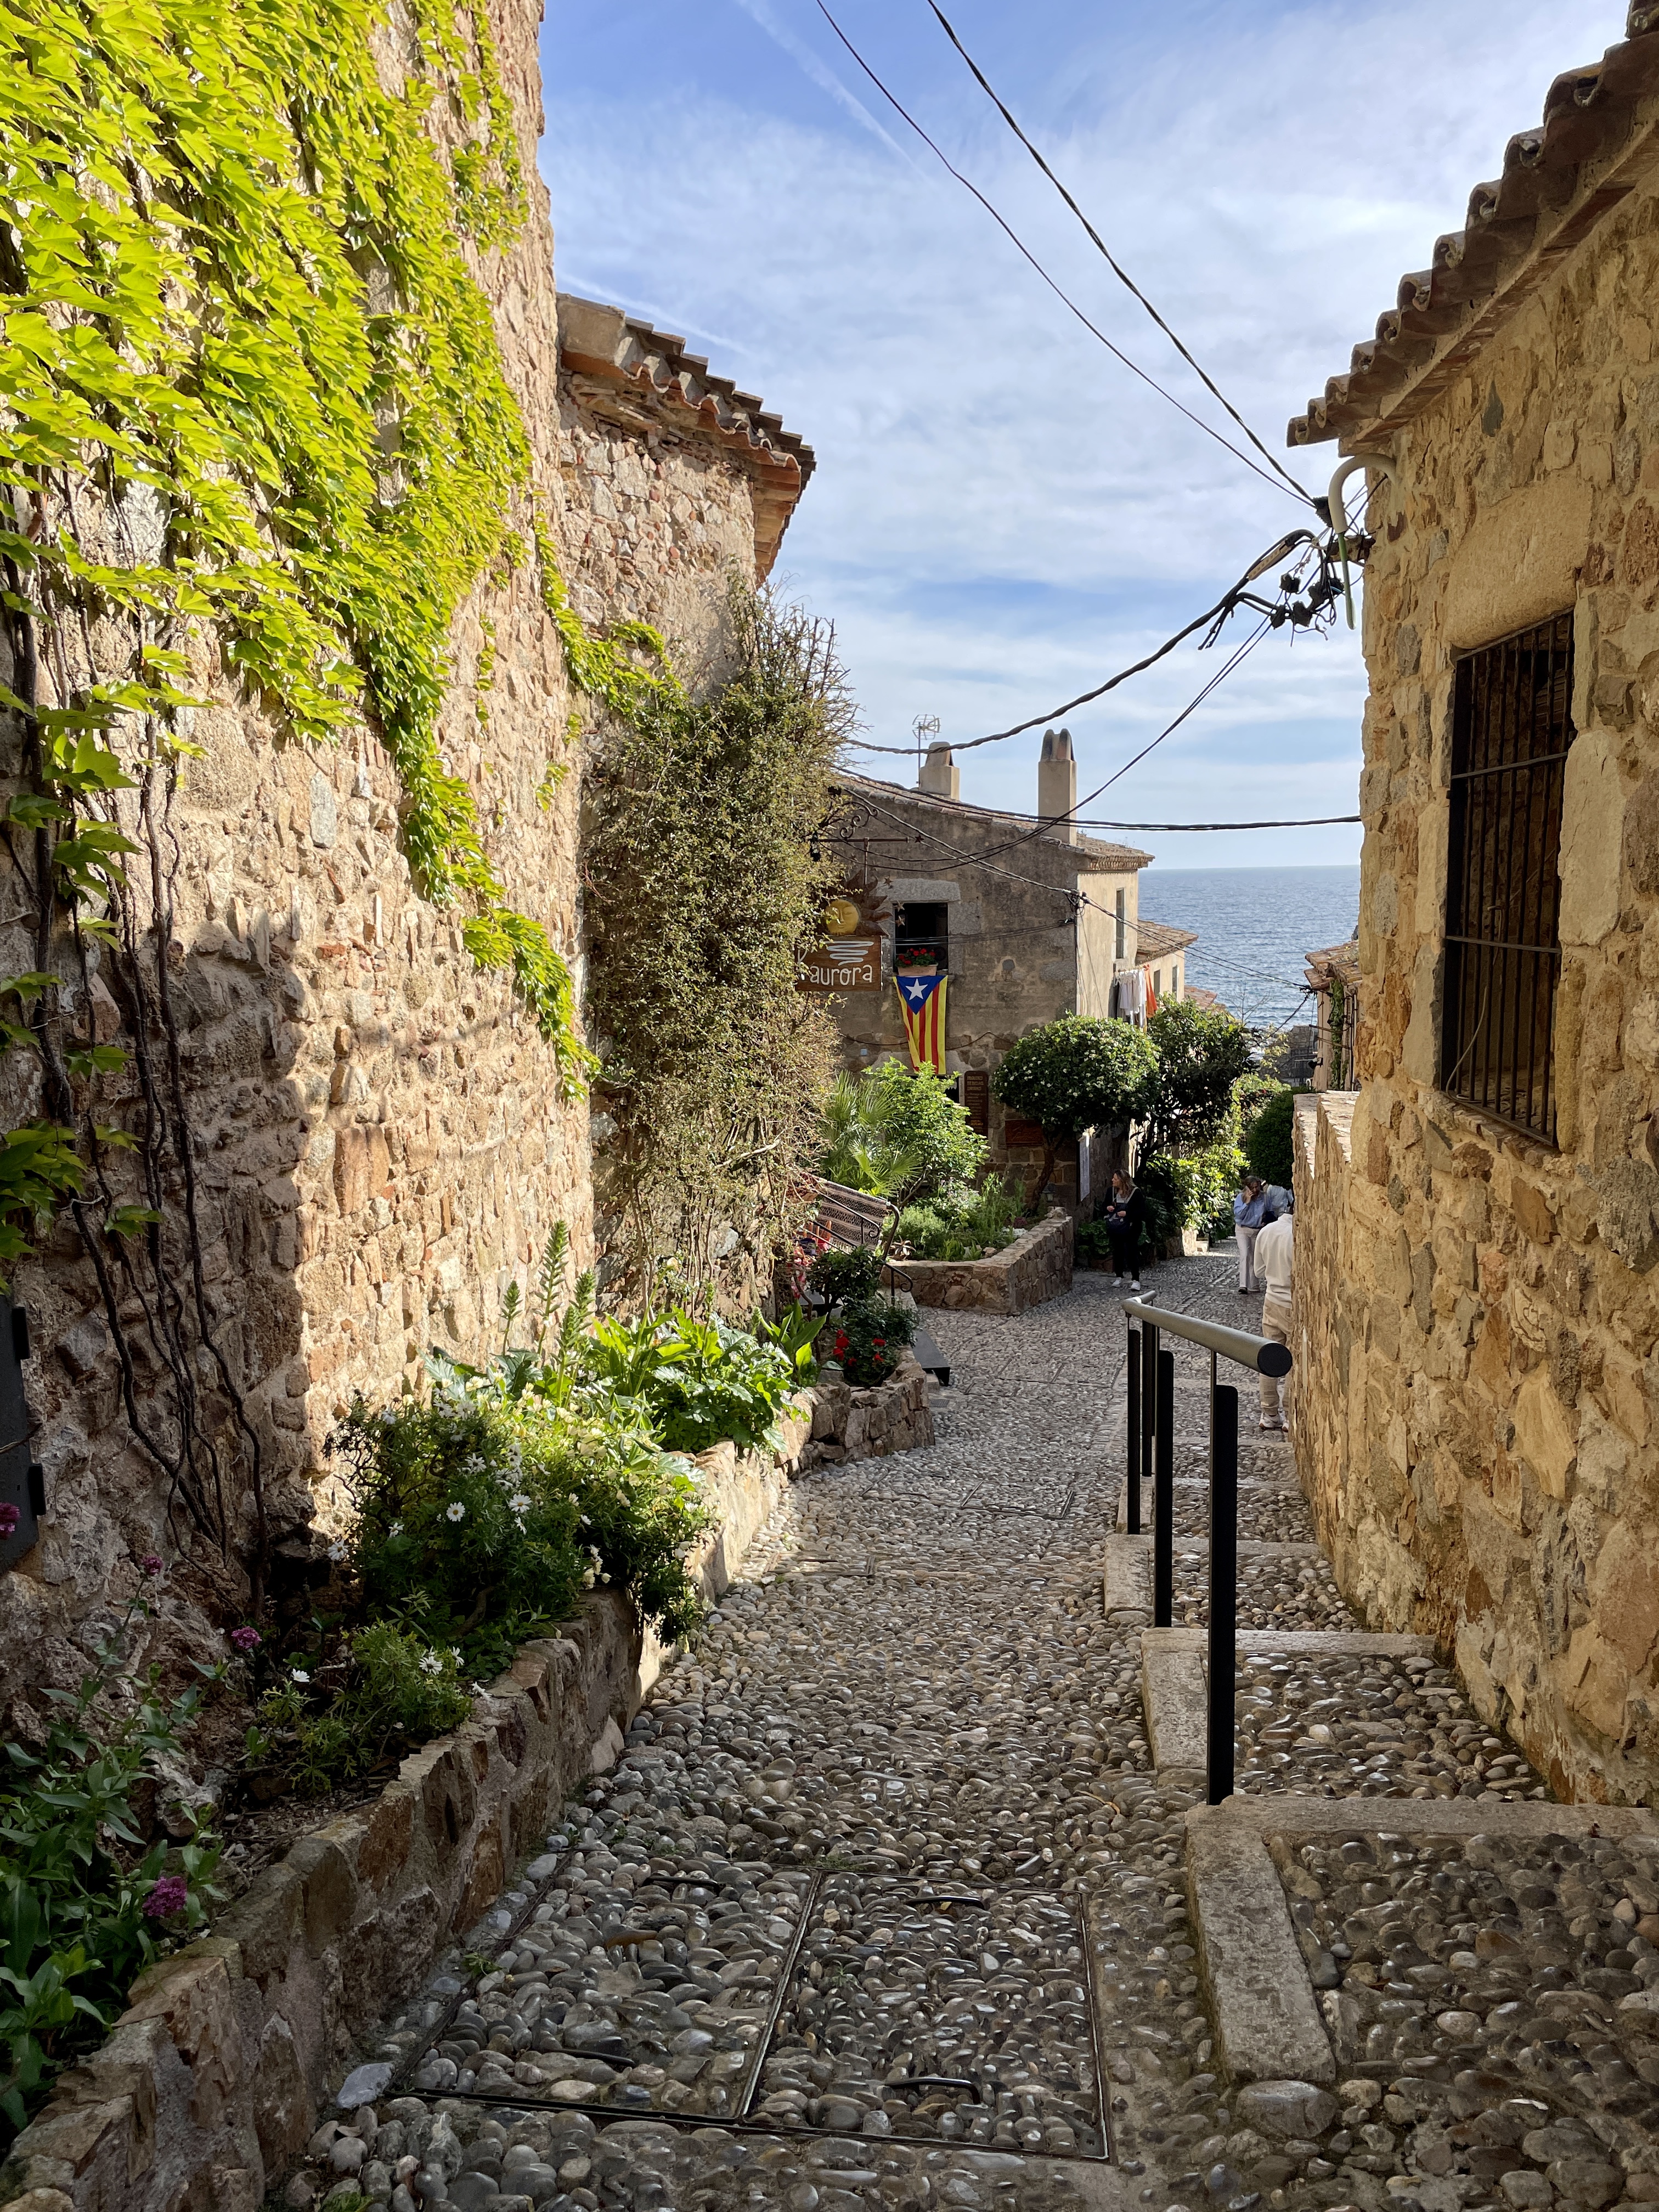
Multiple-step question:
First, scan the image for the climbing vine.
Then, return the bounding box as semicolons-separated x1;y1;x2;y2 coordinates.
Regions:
0;0;587;1592
575;583;848;1308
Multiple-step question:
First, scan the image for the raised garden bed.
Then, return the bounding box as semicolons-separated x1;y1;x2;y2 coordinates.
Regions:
0;1418;806;2212
884;1207;1073;1314
797;1350;933;1465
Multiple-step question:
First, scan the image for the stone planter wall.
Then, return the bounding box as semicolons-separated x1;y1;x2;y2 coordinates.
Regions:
798;1355;933;1466
887;1209;1073;1315
0;1416;806;2212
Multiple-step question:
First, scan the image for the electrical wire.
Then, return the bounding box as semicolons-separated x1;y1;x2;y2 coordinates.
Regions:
810;0;1307;506
844;528;1314;759
966;620;1273;865
1069;814;1360;832
919;0;1312;509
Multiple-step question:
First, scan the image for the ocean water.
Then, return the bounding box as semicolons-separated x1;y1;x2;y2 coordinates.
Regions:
1140;866;1362;1032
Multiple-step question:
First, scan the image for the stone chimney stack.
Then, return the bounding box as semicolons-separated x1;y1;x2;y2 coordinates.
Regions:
1038;726;1077;842
918;742;960;801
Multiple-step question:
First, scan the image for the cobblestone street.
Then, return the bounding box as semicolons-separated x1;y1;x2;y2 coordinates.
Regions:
290;1259;1659;2212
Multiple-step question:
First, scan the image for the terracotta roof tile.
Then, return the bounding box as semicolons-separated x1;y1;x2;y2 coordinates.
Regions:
1134;915;1198;956
1288;8;1659;452
557;295;814;575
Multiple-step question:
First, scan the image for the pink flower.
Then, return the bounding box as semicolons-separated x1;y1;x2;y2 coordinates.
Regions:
229;1626;261;1654
0;1503;19;1538
143;1875;189;1919
140;1553;164;1577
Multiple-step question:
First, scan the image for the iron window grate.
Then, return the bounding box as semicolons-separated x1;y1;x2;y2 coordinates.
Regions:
1440;611;1575;1144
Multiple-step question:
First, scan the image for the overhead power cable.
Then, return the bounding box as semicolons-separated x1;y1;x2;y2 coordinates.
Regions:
810;0;1306;506
1071;814;1360;831
967;620;1274;865
844;528;1315;758
921;0;1312;507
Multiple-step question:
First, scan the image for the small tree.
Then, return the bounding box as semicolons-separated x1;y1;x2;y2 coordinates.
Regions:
992;1016;1159;1209
1141;1000;1252;1156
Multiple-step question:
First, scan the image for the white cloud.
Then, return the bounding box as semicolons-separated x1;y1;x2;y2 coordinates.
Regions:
540;0;1628;863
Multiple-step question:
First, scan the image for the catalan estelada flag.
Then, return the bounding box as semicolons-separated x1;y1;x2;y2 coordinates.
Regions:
896;972;947;1074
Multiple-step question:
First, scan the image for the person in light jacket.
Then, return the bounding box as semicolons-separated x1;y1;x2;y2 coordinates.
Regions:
1233;1176;1268;1294
1256;1207;1294;1431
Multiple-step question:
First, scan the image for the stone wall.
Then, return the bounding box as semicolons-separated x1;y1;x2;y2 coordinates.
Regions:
799;1356;933;1466
0;20;813;1729
0;1420;806;2212
0;0;592;1724
890;1211;1074;1315
1292;129;1659;1802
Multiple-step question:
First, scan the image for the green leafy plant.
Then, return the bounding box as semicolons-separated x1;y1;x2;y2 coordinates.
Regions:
0;1609;222;2140
1142;1001;1252;1156
821;1296;917;1388
751;1303;824;1384
330;1392;711;1689
247;1619;474;1797
805;1246;885;1310
895;1171;1022;1261
1243;1089;1303;1189
817;1064;985;1210
582;588;849;1305
992;1017;1160;1208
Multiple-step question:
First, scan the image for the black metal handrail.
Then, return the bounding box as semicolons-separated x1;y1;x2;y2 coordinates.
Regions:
1120;1293;1291;1806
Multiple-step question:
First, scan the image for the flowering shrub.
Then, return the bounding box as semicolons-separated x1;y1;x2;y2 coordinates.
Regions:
329;1394;711;1684
242;1620;475;1796
0;1604;222;2141
823;1296;917;1387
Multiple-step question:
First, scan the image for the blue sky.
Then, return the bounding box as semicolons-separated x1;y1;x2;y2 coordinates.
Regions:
539;0;1624;866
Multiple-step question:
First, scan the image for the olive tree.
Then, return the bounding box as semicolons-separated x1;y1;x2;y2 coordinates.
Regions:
992;1016;1159;1209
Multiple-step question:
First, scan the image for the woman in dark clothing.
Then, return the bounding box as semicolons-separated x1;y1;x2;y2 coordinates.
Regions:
1102;1170;1148;1290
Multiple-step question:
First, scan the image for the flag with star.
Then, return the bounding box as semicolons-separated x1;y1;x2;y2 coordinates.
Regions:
895;971;947;1074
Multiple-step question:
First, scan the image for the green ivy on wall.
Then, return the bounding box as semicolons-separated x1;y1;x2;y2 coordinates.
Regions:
0;0;582;1060
0;0;599;1587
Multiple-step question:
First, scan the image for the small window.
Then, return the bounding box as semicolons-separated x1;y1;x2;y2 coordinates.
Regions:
895;900;948;975
1153;968;1163;1002
1440;611;1575;1143
1114;889;1126;962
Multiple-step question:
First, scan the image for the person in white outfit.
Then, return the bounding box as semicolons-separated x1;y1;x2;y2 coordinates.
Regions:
1255;1208;1294;1431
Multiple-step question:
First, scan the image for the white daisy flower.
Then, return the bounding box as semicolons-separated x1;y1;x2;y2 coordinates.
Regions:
509;1493;531;1515
292;1668;311;1685
446;1502;466;1523
419;1652;442;1675
328;1541;347;1563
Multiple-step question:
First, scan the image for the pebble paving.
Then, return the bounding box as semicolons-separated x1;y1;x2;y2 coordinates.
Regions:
281;1254;1659;2212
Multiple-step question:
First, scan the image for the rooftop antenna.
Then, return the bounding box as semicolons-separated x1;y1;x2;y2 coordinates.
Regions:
911;712;941;782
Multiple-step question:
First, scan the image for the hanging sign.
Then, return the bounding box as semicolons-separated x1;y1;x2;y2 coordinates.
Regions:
800;935;881;993
799;888;884;994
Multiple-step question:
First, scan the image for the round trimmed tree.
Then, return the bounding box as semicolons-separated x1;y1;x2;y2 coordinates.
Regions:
1142;999;1252;1156
992;1015;1159;1208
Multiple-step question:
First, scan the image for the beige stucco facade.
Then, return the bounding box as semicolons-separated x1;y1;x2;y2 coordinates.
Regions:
1288;15;1659;1801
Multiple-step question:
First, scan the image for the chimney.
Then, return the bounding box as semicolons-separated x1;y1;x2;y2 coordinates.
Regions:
1038;726;1077;842
918;742;960;800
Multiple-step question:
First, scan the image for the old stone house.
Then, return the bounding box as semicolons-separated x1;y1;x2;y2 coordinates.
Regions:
0;27;813;1724
1286;7;1659;1800
822;732;1194;1210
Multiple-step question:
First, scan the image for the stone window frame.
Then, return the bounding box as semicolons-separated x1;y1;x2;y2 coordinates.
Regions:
1437;608;1576;1146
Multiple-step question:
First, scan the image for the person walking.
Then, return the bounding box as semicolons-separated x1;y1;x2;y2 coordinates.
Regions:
1256;1206;1294;1431
1102;1169;1148;1291
1233;1175;1268;1294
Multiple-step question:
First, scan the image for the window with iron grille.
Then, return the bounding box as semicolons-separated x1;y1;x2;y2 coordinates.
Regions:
1440;611;1575;1143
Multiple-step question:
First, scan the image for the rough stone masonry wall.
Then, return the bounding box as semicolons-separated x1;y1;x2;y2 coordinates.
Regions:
0;0;595;1724
1295;154;1659;1803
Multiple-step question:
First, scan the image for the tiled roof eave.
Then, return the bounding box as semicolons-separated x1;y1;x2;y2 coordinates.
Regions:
557;294;815;575
1288;15;1659;451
